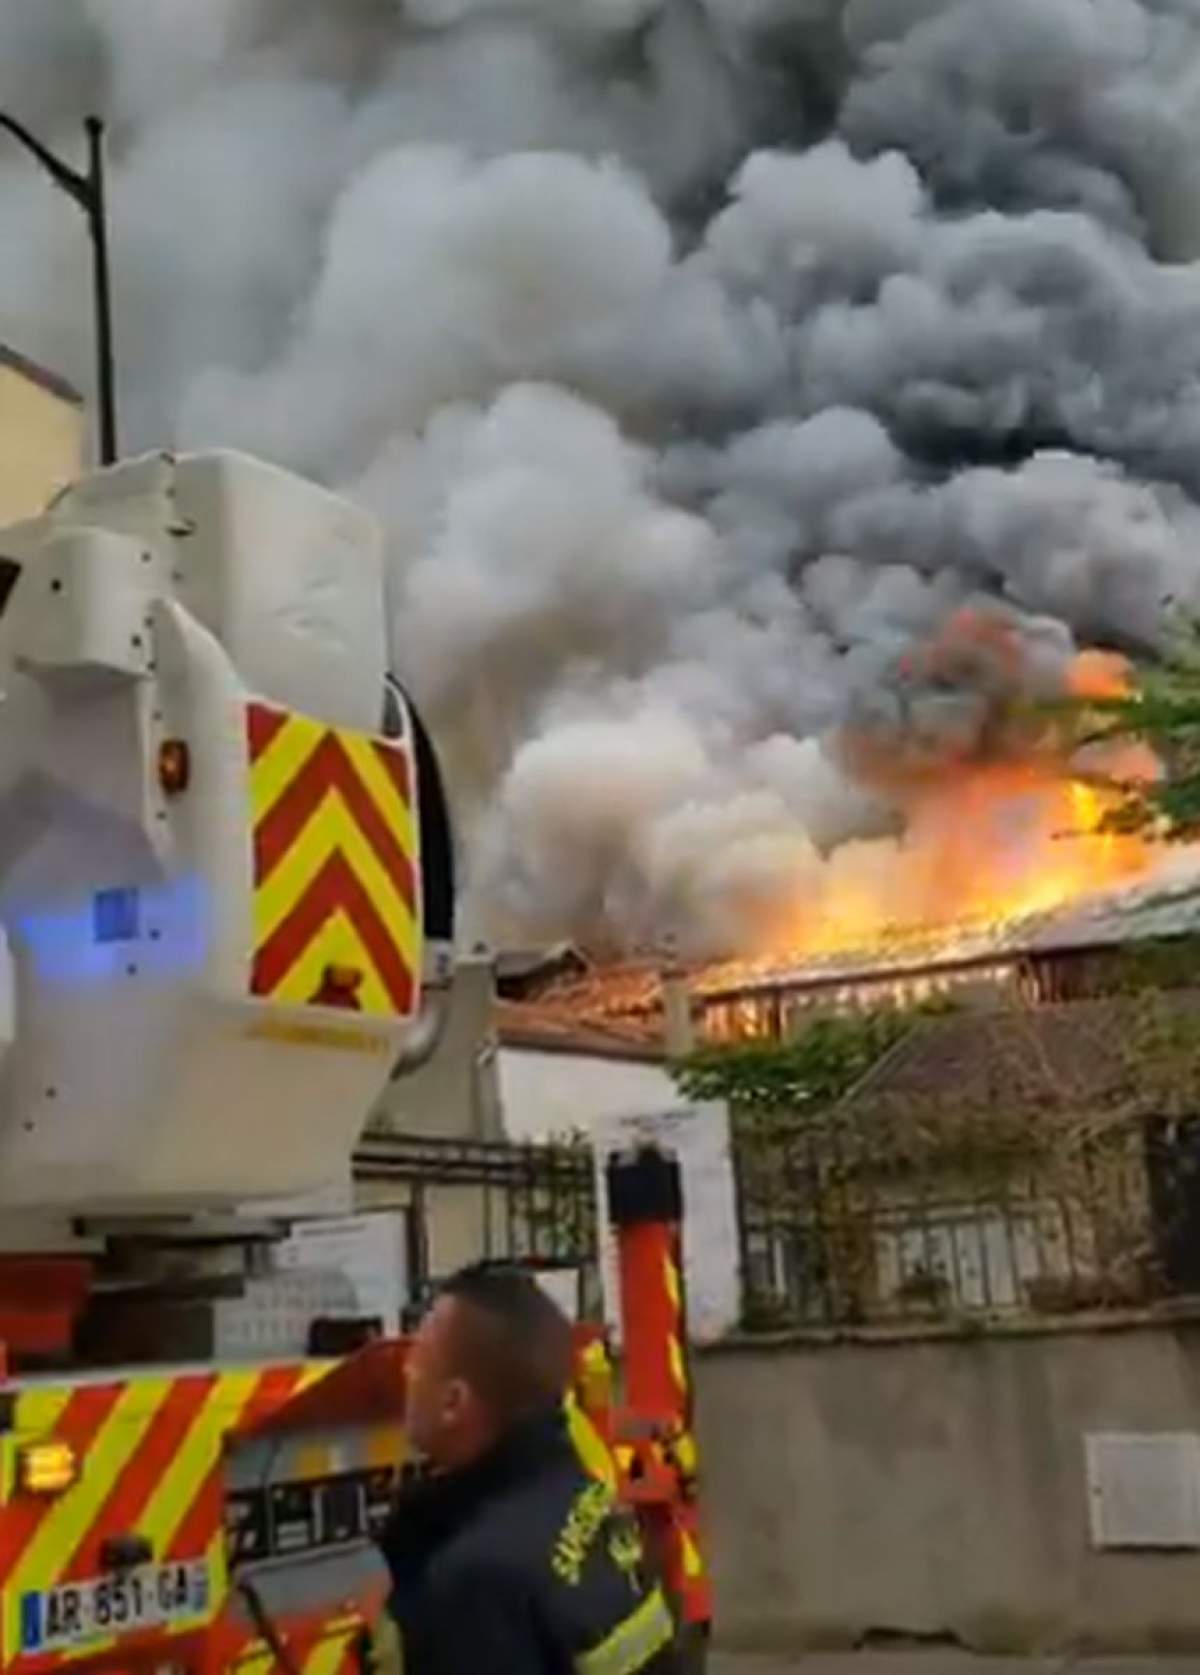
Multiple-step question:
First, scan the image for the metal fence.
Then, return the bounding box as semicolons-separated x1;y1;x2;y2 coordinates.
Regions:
355;1111;1200;1333
733;1106;1200;1330
354;1132;600;1316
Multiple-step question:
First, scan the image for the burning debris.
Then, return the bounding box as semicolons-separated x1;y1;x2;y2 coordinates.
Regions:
5;2;1200;958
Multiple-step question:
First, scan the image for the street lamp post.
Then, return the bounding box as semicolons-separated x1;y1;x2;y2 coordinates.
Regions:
0;113;118;466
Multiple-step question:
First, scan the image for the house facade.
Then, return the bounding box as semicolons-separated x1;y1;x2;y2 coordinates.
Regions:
0;343;83;522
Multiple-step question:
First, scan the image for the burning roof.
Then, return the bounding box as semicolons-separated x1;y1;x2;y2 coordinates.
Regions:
505;848;1200;1050
695;862;1200;998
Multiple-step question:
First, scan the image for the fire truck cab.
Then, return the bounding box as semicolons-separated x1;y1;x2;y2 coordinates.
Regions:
0;451;709;1675
0;451;453;1675
0;449;453;1242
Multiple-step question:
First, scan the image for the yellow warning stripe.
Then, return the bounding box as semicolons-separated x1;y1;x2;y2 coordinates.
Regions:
6;1379;172;1612
339;730;417;857
8;1389;75;1444
667;1334;687;1397
231;1649;275;1675
662;1255;681;1314
5;1364;333;1666
253;787;417;961
680;1530;705;1581
306;1625;358;1675
248;703;419;1017
232;1613;362;1675
366;1425;405;1471
565;1395;617;1493
578;1341;610;1376
249;713;320;821
672;1430;698;1478
3;1390;74;1508
163;1363;332;1657
262;908;385;1013
249;714;417;860
663;1255;688;1398
137;1370;261;1560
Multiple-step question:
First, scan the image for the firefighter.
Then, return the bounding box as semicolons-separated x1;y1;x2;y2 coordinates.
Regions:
376;1263;681;1675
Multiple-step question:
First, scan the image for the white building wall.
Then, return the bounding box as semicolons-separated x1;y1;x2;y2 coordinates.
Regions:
497;1045;741;1341
496;1047;677;1141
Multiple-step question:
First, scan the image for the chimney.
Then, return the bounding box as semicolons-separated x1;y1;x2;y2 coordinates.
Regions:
660;939;695;1057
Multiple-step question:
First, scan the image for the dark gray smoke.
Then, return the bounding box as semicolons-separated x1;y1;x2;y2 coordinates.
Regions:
3;0;1200;952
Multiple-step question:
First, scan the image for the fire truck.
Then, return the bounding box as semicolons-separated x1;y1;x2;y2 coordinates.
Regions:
0;451;710;1674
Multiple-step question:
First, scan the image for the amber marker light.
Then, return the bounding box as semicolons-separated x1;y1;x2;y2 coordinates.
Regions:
17;1439;77;1494
157;738;191;795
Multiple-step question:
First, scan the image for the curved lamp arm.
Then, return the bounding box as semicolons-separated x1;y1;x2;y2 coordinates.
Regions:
0;114;117;464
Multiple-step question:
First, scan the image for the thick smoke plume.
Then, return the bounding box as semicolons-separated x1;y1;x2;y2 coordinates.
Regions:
4;0;1200;954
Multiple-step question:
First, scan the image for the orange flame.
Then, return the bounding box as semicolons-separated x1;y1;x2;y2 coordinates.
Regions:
702;644;1171;985
745;762;1153;967
540;649;1173;1023
533;759;1166;1033
1066;648;1133;702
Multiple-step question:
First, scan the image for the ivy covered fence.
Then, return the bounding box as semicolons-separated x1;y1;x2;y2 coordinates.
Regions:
667;991;1200;1332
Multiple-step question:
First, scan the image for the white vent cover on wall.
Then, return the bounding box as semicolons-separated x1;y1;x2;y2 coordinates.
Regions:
1085;1433;1200;1549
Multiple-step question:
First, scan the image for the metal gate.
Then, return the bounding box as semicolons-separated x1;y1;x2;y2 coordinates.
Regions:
353;1131;599;1319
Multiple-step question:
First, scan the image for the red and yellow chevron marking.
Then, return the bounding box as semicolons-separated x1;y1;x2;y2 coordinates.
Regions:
679;1530;705;1583
565;1394;618;1494
614;1217;711;1630
247;702;421;1019
228;1607;373;1675
659;1245;708;1611
568;1335;618;1494
662;1253;687;1403
0;1363;330;1673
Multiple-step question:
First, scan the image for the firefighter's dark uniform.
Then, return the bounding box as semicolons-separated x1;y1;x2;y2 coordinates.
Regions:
377;1406;680;1675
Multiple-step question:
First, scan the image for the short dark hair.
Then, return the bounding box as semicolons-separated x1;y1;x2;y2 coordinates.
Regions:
439;1263;573;1426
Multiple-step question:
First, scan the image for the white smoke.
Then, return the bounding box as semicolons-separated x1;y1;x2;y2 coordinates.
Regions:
4;0;1200;953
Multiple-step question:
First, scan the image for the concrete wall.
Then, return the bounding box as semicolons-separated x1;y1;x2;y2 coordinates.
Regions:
696;1319;1200;1657
498;1046;676;1141
368;961;677;1146
370;957;502;1140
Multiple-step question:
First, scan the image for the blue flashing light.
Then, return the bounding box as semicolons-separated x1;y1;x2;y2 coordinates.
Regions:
13;874;212;984
93;886;139;944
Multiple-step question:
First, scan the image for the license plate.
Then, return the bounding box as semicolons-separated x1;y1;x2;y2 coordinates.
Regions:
19;1560;209;1653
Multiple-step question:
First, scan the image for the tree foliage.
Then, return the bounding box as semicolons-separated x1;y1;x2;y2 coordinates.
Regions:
1065;620;1200;839
688;994;1200;1328
669;1009;916;1117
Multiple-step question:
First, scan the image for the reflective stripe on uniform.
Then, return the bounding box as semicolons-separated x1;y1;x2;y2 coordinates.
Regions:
575;1587;674;1675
